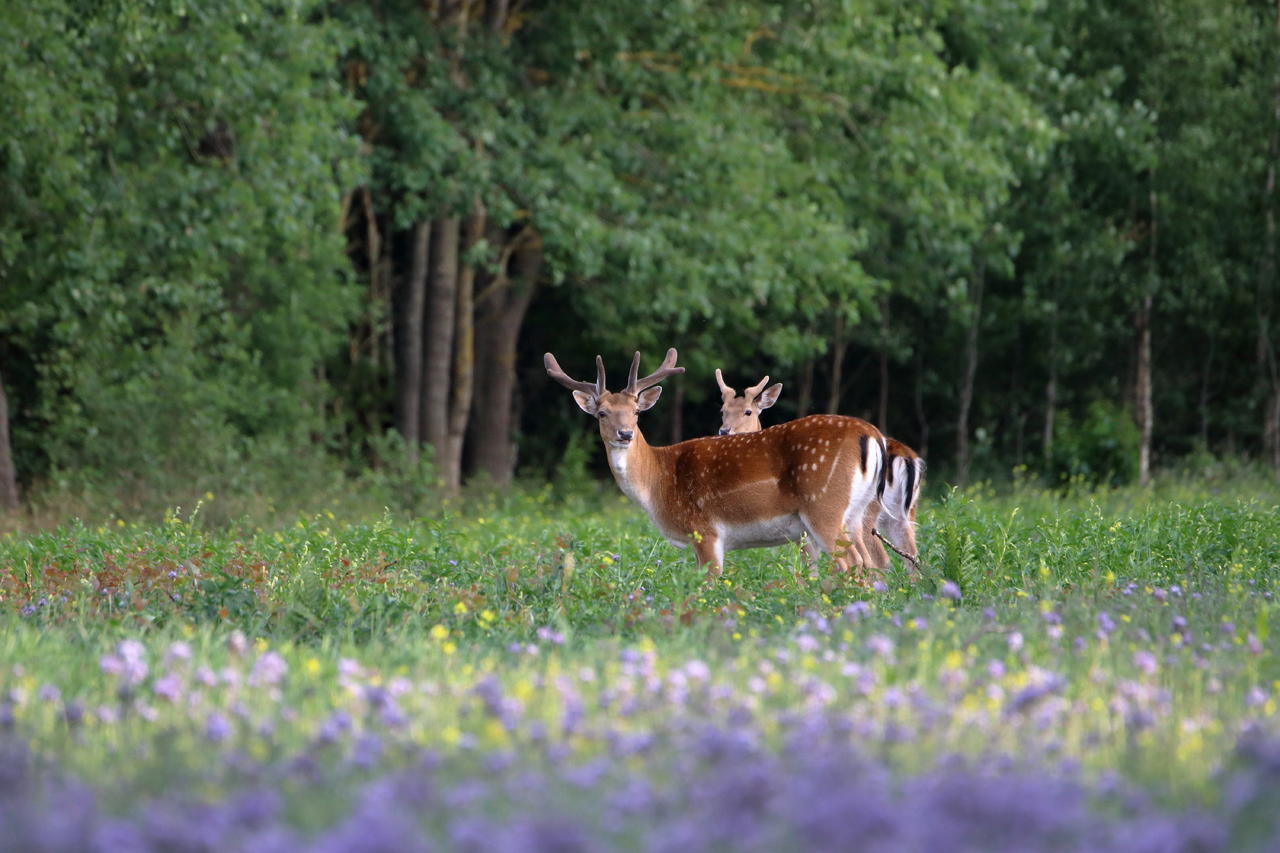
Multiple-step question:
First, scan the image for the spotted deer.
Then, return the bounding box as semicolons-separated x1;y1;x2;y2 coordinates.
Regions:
714;370;924;571
545;349;887;578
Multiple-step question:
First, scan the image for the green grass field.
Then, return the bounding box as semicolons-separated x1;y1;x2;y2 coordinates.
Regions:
2;473;1279;849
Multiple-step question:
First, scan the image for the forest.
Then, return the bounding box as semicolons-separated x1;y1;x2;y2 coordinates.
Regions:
2;0;1279;516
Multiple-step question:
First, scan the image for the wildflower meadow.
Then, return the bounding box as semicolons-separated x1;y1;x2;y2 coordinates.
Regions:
2;475;1279;851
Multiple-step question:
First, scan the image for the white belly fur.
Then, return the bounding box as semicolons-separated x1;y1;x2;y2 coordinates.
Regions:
719;515;807;551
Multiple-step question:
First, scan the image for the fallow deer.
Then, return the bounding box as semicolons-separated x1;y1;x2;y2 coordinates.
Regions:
714;369;782;435
714;370;924;572
545;349;887;578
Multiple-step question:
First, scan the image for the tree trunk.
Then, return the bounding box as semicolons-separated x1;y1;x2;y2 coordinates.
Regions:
877;298;890;432
1262;0;1280;476
443;203;487;493
796;357;814;418
955;260;985;487
1135;290;1154;486
421;217;460;467
826;310;847;414
0;370;19;512
394;221;429;457
1042;298;1058;466
1136;173;1158;487
485;0;509;34
468;230;541;486
1199;332;1215;448
668;381;684;444
1266;386;1280;473
914;348;929;459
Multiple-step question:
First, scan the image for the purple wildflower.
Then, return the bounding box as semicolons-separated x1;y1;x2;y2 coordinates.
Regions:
1133;650;1158;676
1097;612;1116;637
152;674;182;704
205;711;232;743
227;631;249;657
844;601;872;621
866;635;894;660
249;651;288;687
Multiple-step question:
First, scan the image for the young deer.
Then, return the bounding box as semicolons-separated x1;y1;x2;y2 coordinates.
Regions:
714;371;924;570
545;349;887;578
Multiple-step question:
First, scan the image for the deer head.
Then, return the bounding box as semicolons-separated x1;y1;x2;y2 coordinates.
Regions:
544;349;684;448
714;369;782;435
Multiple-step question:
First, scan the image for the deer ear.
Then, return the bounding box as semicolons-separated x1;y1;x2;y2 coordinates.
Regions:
572;391;598;415
635;386;663;412
756;383;783;410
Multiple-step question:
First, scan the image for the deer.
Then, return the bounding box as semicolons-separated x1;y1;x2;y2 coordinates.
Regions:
544;348;887;579
714;369;924;575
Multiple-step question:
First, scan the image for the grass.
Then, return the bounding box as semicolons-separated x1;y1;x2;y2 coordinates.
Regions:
1;472;1279;846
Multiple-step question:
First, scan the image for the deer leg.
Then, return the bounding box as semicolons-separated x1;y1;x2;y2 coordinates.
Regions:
861;503;890;575
693;533;723;581
801;537;822;572
800;513;852;575
839;479;886;584
877;513;920;582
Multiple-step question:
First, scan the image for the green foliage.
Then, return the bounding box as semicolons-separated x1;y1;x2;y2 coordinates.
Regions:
1;0;361;497
356;430;441;515
3;0;1278;507
1051;399;1142;486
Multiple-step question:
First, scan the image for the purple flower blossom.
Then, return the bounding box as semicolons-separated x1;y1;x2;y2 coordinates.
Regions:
940;581;962;601
249;651;288;687
152;674;182;704
844;601;871;621
536;626;565;645
866;635;894;660
1133;650;1158;676
1097;611;1116;637
227;631;249;657
163;641;192;666
100;640;148;687
205;711;232;743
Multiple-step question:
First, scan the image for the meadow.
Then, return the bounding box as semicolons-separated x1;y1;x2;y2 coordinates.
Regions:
1;470;1279;851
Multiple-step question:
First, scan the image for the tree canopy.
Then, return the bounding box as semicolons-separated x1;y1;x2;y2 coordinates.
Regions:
2;0;1277;511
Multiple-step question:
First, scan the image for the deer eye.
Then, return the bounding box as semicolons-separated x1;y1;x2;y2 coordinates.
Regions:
596;410;606;419
744;410;753;416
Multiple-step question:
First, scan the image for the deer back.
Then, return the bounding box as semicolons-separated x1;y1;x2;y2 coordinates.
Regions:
653;415;883;529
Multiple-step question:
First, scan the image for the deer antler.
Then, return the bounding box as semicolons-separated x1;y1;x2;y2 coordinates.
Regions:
626;348;684;394
714;368;736;400
544;352;605;397
745;375;771;400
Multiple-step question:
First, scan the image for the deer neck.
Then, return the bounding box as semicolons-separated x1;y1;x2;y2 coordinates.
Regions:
605;430;666;513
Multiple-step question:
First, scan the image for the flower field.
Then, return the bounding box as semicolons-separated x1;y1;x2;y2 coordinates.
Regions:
2;480;1279;851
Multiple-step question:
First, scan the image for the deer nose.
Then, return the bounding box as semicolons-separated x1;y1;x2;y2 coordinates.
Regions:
718;427;731;436
617;429;634;442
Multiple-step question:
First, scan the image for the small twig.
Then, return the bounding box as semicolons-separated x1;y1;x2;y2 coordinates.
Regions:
872;528;921;576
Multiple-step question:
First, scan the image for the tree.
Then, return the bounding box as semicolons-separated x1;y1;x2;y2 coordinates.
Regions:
1;0;360;504
0;370;17;512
